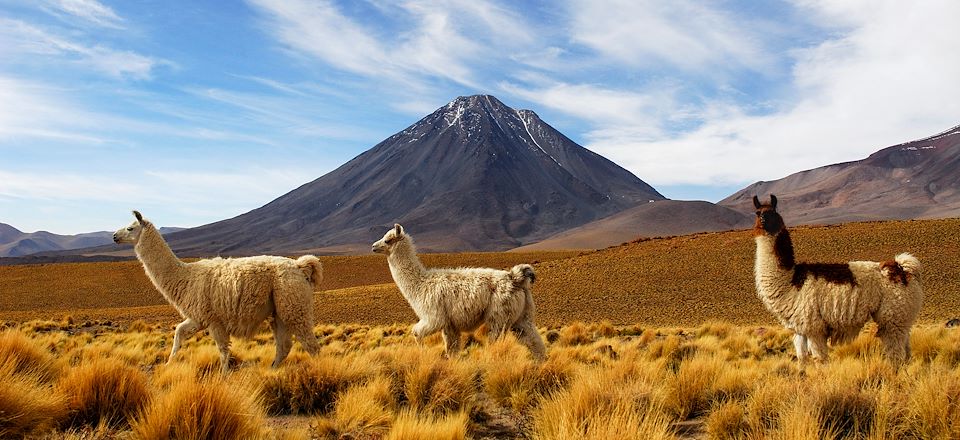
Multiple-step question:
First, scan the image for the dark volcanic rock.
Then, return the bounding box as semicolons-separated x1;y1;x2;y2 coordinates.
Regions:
165;95;664;255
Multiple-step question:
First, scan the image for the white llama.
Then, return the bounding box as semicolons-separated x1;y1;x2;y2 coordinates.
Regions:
372;224;546;360
113;211;322;373
752;195;923;365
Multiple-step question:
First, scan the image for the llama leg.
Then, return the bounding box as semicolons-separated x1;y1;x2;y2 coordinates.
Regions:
441;327;461;358
485;319;509;342
807;335;830;363
877;324;909;365
411;319;441;345
270;318;293;369
290;320;321;358
209;325;232;374
513;320;546;362
169;318;204;364
792;334;809;365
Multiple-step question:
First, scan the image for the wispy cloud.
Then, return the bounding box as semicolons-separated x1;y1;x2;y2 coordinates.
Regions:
0;18;168;79
40;0;124;29
0;75;111;142
510;1;960;189
568;0;775;74
0;170;141;202
247;0;536;90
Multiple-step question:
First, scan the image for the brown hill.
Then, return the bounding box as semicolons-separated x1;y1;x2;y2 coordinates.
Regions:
2;218;958;327
510;200;752;251
722;124;960;224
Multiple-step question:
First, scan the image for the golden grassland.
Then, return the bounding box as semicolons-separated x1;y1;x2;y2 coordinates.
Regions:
3;218;958;326
2;319;960;439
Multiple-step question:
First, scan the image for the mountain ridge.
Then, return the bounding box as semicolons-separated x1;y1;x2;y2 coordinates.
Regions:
721;124;960;224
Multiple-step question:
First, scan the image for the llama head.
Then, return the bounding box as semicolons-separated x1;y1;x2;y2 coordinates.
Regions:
372;223;407;254
753;195;785;236
113;210;147;244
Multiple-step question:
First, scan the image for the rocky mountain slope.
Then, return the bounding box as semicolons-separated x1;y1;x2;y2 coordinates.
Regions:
722;125;960;224
162;95;665;255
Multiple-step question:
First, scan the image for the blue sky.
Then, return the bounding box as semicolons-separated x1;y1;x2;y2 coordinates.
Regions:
1;0;958;234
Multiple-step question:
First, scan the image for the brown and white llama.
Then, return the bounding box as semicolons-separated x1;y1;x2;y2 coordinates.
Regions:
114;211;322;373
752;195;923;365
372;224;546;360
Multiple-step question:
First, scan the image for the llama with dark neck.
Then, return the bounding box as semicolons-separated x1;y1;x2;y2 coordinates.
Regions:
752;195;923;366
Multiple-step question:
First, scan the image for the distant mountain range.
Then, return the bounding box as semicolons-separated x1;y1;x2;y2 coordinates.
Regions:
0;224;183;257
6;96;959;259
722;124;960;224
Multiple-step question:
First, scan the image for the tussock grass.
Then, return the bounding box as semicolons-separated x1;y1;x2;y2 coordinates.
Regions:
2;320;960;438
260;354;371;415
0;330;60;382
0;360;66;438
315;376;395;438
386;410;468;440
131;377;267;440
57;357;150;429
531;366;672;440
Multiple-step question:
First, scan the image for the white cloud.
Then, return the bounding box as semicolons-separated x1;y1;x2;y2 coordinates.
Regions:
568;0;773;74
514;1;960;189
43;0;124;28
0;170;141;202
247;0;537;89
0;75;110;142
0;18;166;79
500;79;695;139
0;167;320;233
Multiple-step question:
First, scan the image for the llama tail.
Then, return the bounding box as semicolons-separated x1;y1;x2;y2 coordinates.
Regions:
895;253;921;275
509;264;536;286
296;255;323;289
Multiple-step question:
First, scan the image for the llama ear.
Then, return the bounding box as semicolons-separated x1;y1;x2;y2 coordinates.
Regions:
394;223;403;236
133;210;144;224
752;196;761;209
770;195;778;209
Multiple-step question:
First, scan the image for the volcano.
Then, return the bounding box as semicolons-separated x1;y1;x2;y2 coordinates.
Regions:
164;95;664;255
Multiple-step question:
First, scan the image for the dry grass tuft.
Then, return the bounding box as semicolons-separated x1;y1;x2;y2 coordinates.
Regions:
532;366;672;440
814;386;876;438
477;335;574;414
0;360;66;438
391;353;478;416
385;410;468;440
315;376;395;438
706;400;749;440
56;358;149;430
901;365;960;439
0;330;60;382
131;377;267;440
260;355;370;415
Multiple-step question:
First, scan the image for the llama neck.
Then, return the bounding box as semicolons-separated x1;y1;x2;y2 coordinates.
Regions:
387;239;427;302
754;230;797;302
134;224;186;304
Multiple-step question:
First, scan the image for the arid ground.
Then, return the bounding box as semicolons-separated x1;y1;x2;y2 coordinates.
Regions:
2;219;959;439
2;219;959;326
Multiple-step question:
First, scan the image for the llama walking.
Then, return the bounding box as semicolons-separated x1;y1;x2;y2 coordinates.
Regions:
113;211;322;373
752;195;923;366
372;224;546;360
